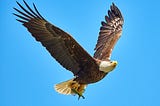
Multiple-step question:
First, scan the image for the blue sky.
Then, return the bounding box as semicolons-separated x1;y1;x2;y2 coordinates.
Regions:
1;0;160;106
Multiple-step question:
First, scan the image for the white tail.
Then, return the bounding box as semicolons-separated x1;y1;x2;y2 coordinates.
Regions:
54;79;75;95
54;79;87;95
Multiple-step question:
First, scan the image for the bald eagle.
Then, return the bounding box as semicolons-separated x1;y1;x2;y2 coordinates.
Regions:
14;0;124;99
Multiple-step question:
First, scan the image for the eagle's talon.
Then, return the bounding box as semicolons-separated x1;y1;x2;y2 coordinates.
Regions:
78;94;85;100
71;88;85;100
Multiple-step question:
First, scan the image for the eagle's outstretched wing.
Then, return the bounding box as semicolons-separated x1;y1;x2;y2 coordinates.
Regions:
13;0;97;75
94;3;124;60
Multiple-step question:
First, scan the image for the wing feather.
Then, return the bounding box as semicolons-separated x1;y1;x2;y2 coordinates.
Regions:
14;1;96;75
94;3;124;60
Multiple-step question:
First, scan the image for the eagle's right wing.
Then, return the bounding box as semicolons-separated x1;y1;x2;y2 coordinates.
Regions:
94;3;124;60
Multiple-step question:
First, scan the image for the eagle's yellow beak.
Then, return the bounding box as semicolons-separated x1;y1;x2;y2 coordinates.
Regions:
111;61;118;67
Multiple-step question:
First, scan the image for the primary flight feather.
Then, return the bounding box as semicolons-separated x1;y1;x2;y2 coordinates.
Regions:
14;0;124;99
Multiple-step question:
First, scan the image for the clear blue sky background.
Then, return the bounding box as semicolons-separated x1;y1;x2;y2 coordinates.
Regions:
1;0;160;106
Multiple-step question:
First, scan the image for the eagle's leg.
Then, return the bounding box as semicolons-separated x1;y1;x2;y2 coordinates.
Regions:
71;83;86;100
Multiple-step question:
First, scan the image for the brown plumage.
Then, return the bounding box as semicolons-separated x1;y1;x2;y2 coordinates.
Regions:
14;0;124;99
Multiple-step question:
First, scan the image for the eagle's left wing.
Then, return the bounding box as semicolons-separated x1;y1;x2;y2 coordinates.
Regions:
13;0;97;75
94;3;124;60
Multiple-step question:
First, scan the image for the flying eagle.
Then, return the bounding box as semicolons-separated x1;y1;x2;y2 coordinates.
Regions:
14;0;124;99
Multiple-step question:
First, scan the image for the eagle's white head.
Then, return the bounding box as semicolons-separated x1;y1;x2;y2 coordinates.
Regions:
99;61;117;73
